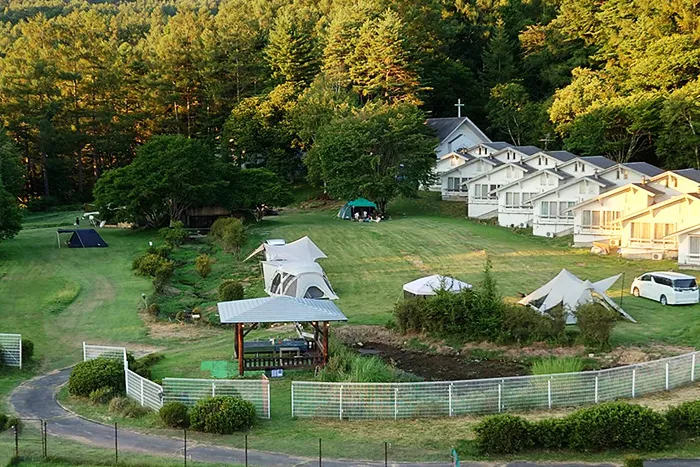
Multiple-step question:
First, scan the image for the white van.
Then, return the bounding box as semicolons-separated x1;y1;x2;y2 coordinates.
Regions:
630;272;699;306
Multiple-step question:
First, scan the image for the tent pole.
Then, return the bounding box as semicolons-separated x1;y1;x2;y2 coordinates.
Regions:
323;321;329;365
237;323;244;376
619;272;625;309
57;232;60;249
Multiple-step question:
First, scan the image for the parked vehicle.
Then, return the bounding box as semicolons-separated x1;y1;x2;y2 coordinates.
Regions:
630;271;699;306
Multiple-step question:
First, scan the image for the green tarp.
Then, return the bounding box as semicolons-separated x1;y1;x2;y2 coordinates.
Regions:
347;198;377;208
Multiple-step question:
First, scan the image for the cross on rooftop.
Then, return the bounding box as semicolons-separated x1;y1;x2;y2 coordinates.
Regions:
455;98;464;118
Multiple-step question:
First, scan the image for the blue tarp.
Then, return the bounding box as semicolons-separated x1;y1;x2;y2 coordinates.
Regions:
57;229;108;248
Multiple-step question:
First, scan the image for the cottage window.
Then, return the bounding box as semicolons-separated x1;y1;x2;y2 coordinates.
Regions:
582;210;591;226
690;236;700;257
461;178;469;192
548;174;556;186
631;222;652;240
579;183;586;194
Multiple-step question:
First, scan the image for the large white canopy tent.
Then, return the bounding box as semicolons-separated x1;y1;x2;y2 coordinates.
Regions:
262;260;338;300
403;275;472;298
518;269;636;324
244;236;327;263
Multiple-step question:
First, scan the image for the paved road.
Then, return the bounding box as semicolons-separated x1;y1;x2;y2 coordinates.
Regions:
8;369;699;467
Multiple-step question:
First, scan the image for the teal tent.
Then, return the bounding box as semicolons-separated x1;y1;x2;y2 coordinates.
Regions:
338;198;377;219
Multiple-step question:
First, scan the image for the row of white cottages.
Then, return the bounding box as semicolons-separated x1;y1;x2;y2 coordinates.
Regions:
430;141;700;269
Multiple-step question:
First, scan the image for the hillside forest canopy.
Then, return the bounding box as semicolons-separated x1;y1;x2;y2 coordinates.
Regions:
0;0;699;214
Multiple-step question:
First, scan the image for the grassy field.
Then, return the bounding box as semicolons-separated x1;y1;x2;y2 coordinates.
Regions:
2;194;700;463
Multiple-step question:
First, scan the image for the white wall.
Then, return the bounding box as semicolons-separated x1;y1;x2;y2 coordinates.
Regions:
531;181;605;237
600;167;647;185
678;231;700;268
436;126;489;157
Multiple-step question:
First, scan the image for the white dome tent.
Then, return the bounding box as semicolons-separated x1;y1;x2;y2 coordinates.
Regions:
262;261;338;300
402;275;472;298
244;236;327;263
518;269;636;324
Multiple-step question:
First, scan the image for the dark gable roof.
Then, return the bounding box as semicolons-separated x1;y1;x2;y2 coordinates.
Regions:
622;162;664;177
512;145;541;156
674;168;700;183
579;156;617;169
483;142;513;151
426;118;465;142
545;150;578;162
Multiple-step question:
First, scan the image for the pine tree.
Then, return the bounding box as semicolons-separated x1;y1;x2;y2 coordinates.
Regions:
264;9;319;87
481;19;518;90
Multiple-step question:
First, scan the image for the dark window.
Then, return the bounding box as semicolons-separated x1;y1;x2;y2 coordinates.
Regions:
270;273;282;292
640;275;651;282
673;279;697;289
304;286;325;299
653;276;673;287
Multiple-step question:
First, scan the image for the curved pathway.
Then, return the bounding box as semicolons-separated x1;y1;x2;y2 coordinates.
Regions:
7;370;693;467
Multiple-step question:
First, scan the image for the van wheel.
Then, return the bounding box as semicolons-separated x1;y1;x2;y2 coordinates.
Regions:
633;288;640;297
660;295;668;306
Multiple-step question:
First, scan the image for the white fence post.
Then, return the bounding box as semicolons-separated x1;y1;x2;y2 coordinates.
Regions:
448;383;453;417
140;378;145;406
212;382;216;397
82;342;86;362
18;336;22;370
498;382;502;413
394;388;398;420
291;383;295;417
548;378;552;409
594;375;599;403
632;368;636;398
665;362;670;390
692;354;696;382
339;385;343;420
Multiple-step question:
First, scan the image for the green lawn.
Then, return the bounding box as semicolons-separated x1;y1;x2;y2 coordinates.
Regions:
3;195;700;463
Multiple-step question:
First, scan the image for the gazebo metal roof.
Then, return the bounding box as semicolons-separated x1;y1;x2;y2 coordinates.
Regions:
218;296;348;324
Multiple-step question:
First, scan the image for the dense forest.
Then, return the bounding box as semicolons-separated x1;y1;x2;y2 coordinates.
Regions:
0;0;699;206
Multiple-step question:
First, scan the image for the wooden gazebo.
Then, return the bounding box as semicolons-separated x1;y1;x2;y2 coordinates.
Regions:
218;296;348;376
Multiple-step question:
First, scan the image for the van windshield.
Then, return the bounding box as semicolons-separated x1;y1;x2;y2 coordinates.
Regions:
673;279;697;289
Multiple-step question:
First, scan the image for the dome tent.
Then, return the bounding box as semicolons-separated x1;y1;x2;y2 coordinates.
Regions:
338;198;377;219
262;261;338;300
403;275;472;298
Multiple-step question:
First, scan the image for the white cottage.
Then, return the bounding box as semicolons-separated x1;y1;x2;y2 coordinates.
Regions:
490;145;541;164
557;156;617;178
521;150;578;170
530;176;617;237
426;117;492;158
466;162;534;218
437;143;513;199
669;224;700;269
493;168;572;227
597;162;664;184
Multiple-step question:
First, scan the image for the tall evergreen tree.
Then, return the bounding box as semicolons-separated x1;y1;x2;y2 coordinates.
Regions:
264;8;319;87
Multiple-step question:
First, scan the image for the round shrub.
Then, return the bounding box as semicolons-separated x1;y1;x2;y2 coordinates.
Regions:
68;358;125;397
219;280;244;302
0;414;7;431
189;396;256;434
108;396;149;418
146;303;160;317
21;339;34;364
195;254;212;279
532;417;570;450
623;455;645;467
474;414;533;454
666;400;700;436
159;221;188;247
575;303;618;349
160;402;189;428
567;402;669;452
5;417;22;433
210;218;247;253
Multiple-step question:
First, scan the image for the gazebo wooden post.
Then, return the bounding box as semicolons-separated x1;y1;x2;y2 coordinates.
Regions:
237;323;244;376
322;321;329;365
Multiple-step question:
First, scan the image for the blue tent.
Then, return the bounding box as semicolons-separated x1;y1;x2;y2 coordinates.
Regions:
57;229;108;248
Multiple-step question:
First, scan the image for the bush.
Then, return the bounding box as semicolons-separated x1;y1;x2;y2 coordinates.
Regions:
153;260;175;292
109;396;150;418
146;303;160;317
210;218;247;253
189;396;256;434
474;414;534;454
0;414;7;431
195;254;212;279
531;357;584;376
532;417;570;450
159;221;188;247
5;417;21;433
133;253;175;278
501;305;566;344
147;244;172;259
666;400;700;436
89;387;115;404
219;280;244;301
127;352;163;380
68;358;125;397
21;339;34;363
567;402;669;452
623;455;645;467
576;303;618;348
160;402;189;428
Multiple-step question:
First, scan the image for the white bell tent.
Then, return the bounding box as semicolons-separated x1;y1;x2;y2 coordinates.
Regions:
518;269;635;325
402;275;472;298
262;261;338;300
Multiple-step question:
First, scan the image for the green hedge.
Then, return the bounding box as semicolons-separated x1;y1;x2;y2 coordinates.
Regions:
666;400;700;436
68;357;125;397
189;396;256;434
475;402;670;455
474;414;533;454
160;402;189;428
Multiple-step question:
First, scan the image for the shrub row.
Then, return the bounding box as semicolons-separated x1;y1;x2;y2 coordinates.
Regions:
68;358;125;397
159;397;256;434
474;401;675;454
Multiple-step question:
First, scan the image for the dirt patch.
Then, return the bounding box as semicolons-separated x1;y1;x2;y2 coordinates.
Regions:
401;252;431;274
607;343;695;365
141;313;226;340
360;342;528;381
